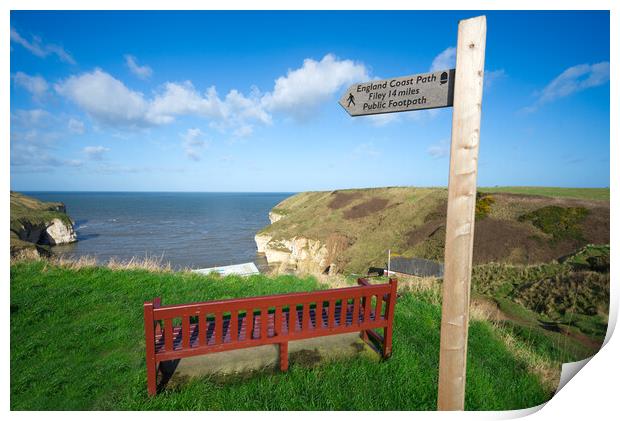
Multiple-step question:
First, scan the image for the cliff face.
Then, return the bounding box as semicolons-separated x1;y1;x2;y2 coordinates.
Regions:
255;232;336;275
10;192;77;257
268;211;284;224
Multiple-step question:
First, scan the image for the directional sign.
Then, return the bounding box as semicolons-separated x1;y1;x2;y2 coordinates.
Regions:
339;69;455;116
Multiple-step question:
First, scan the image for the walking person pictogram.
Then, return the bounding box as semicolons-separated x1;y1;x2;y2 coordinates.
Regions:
347;93;355;107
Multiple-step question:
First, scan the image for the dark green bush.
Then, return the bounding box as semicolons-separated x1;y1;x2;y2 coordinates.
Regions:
518;206;589;242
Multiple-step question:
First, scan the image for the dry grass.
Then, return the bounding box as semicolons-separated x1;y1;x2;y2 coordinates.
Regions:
469;297;561;393
11;253;176;273
488;323;561;393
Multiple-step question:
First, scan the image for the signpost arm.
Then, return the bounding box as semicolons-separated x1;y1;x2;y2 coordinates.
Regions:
437;15;487;411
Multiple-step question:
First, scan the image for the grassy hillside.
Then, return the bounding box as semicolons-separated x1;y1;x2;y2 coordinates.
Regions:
260;187;609;274
10;260;578;410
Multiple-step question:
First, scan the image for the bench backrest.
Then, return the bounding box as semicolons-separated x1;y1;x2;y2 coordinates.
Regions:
144;278;397;359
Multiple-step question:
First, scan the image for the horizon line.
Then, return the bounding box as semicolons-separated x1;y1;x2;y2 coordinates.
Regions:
13;185;610;194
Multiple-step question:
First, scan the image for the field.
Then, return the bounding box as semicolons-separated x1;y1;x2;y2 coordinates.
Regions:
478;187;609;201
10;260;577;411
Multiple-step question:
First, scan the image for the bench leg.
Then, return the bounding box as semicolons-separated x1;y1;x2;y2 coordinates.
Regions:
147;359;158;396
279;342;289;371
383;326;393;359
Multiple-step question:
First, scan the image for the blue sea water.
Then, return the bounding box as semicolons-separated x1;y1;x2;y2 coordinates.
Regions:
23;192;293;269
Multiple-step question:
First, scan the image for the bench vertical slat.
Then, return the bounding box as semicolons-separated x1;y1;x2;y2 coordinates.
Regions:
289;304;297;334
214;311;223;345
375;294;384;321
302;303;310;331
260;308;268;339
230;310;238;343
246;309;254;340
275;307;282;336
315;301;323;329
164;318;174;352
328;299;336;328
182;315;190;349
198;312;206;346
353;296;360;326
363;295;372;326
340;298;348;326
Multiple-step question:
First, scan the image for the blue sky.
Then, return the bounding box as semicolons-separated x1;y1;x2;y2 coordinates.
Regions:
10;10;610;192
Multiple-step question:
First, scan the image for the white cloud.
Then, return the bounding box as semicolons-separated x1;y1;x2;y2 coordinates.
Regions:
68;118;85;134
125;54;153;79
10;108;85;171
10;28;75;64
11;109;51;127
233;125;253;137
262;54;369;119
147;82;225;124
13;72;49;100
367;113;399;127
484;69;506;89
430;47;456;72
55;54;369;131
181;128;208;161
427;139;450;159
55;69;150;127
83;145;110;160
524;62;610;112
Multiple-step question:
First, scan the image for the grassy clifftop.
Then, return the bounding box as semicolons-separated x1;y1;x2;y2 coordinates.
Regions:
259;187;609;274
10;191;70;229
11;260;577;410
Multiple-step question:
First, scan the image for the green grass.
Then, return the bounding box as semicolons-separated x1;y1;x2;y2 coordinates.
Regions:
11;261;558;410
478;187;609;201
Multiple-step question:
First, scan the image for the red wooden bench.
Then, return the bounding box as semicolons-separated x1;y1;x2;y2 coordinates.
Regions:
144;278;397;395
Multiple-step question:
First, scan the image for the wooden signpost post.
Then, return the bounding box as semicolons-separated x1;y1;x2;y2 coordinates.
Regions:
339;15;486;411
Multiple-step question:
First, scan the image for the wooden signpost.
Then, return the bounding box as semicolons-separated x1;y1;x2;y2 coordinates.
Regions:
339;15;486;411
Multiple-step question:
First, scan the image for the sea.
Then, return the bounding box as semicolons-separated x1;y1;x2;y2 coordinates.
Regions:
24;192;293;270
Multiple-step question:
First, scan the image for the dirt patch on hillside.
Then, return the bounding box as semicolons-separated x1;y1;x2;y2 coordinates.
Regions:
406;219;444;247
406;216;584;265
328;191;362;210
581;206;610;244
472;217;579;264
343;198;389;219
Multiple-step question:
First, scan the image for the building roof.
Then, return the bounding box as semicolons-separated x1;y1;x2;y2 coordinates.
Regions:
192;262;260;277
389;256;444;278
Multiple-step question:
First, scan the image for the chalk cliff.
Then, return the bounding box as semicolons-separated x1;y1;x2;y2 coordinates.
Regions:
10;192;77;257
